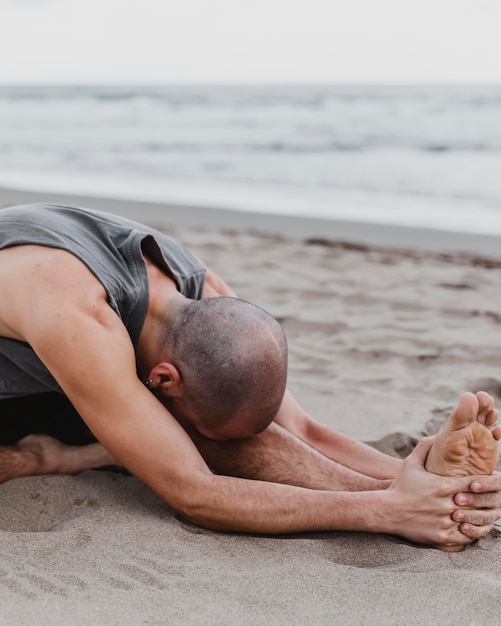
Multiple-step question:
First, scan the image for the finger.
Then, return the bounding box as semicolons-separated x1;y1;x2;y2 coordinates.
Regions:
469;473;501;494
452;508;500;526
406;437;434;466
459;522;494;540
435;528;474;550
455;490;501;509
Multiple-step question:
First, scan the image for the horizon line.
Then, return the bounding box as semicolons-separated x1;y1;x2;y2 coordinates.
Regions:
1;80;501;88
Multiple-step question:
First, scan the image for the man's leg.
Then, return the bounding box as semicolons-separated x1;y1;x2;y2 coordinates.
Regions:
186;421;390;491
0;393;118;483
0;434;117;482
0;392;387;490
194;392;500;484
173;393;501;494
2;391;498;505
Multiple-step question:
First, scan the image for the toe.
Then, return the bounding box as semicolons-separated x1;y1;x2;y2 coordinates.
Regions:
476;391;495;424
485;408;499;428
491;425;501;441
459;522;494;540
447;392;479;431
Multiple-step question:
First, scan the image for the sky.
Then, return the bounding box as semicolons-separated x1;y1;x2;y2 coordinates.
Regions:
1;0;501;85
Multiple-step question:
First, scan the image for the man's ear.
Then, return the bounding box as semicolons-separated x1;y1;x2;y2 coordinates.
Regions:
146;362;184;397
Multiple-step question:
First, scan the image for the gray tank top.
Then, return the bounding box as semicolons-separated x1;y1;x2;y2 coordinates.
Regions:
0;203;206;398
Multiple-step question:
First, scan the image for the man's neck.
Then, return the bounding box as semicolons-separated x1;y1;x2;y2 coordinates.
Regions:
136;256;185;380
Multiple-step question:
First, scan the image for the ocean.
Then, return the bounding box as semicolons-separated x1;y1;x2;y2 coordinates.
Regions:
1;84;501;235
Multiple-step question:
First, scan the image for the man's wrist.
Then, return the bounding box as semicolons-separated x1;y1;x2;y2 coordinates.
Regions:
342;488;393;535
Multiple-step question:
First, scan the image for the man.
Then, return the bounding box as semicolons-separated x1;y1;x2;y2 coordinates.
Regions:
0;202;500;551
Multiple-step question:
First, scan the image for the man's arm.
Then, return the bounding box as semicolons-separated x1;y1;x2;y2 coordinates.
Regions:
275;390;403;480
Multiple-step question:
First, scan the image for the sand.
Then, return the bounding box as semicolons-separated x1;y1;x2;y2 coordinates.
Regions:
1;186;501;625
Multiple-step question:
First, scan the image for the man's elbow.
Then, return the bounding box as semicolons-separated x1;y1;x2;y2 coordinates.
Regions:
177;503;233;533
165;474;233;533
180;509;229;532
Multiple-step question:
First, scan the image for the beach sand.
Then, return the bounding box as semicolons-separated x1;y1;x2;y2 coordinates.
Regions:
1;187;501;625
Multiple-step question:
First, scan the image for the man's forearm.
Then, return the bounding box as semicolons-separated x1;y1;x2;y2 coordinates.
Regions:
303;424;404;480
187;422;390;492
173;440;490;549
274;389;402;480
184;472;389;535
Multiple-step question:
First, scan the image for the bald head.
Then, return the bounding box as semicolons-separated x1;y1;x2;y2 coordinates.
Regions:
165;297;287;436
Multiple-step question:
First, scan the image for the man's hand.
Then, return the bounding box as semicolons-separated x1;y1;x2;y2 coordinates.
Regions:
383;438;496;550
452;472;501;540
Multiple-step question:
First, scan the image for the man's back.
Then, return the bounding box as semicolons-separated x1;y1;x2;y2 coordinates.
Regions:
0;203;206;399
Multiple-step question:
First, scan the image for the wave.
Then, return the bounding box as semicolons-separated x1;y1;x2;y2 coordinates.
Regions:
2;84;501;108
1;84;501;235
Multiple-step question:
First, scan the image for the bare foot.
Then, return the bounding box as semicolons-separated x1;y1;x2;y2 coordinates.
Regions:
15;434;120;475
425;392;501;552
426;392;501;477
